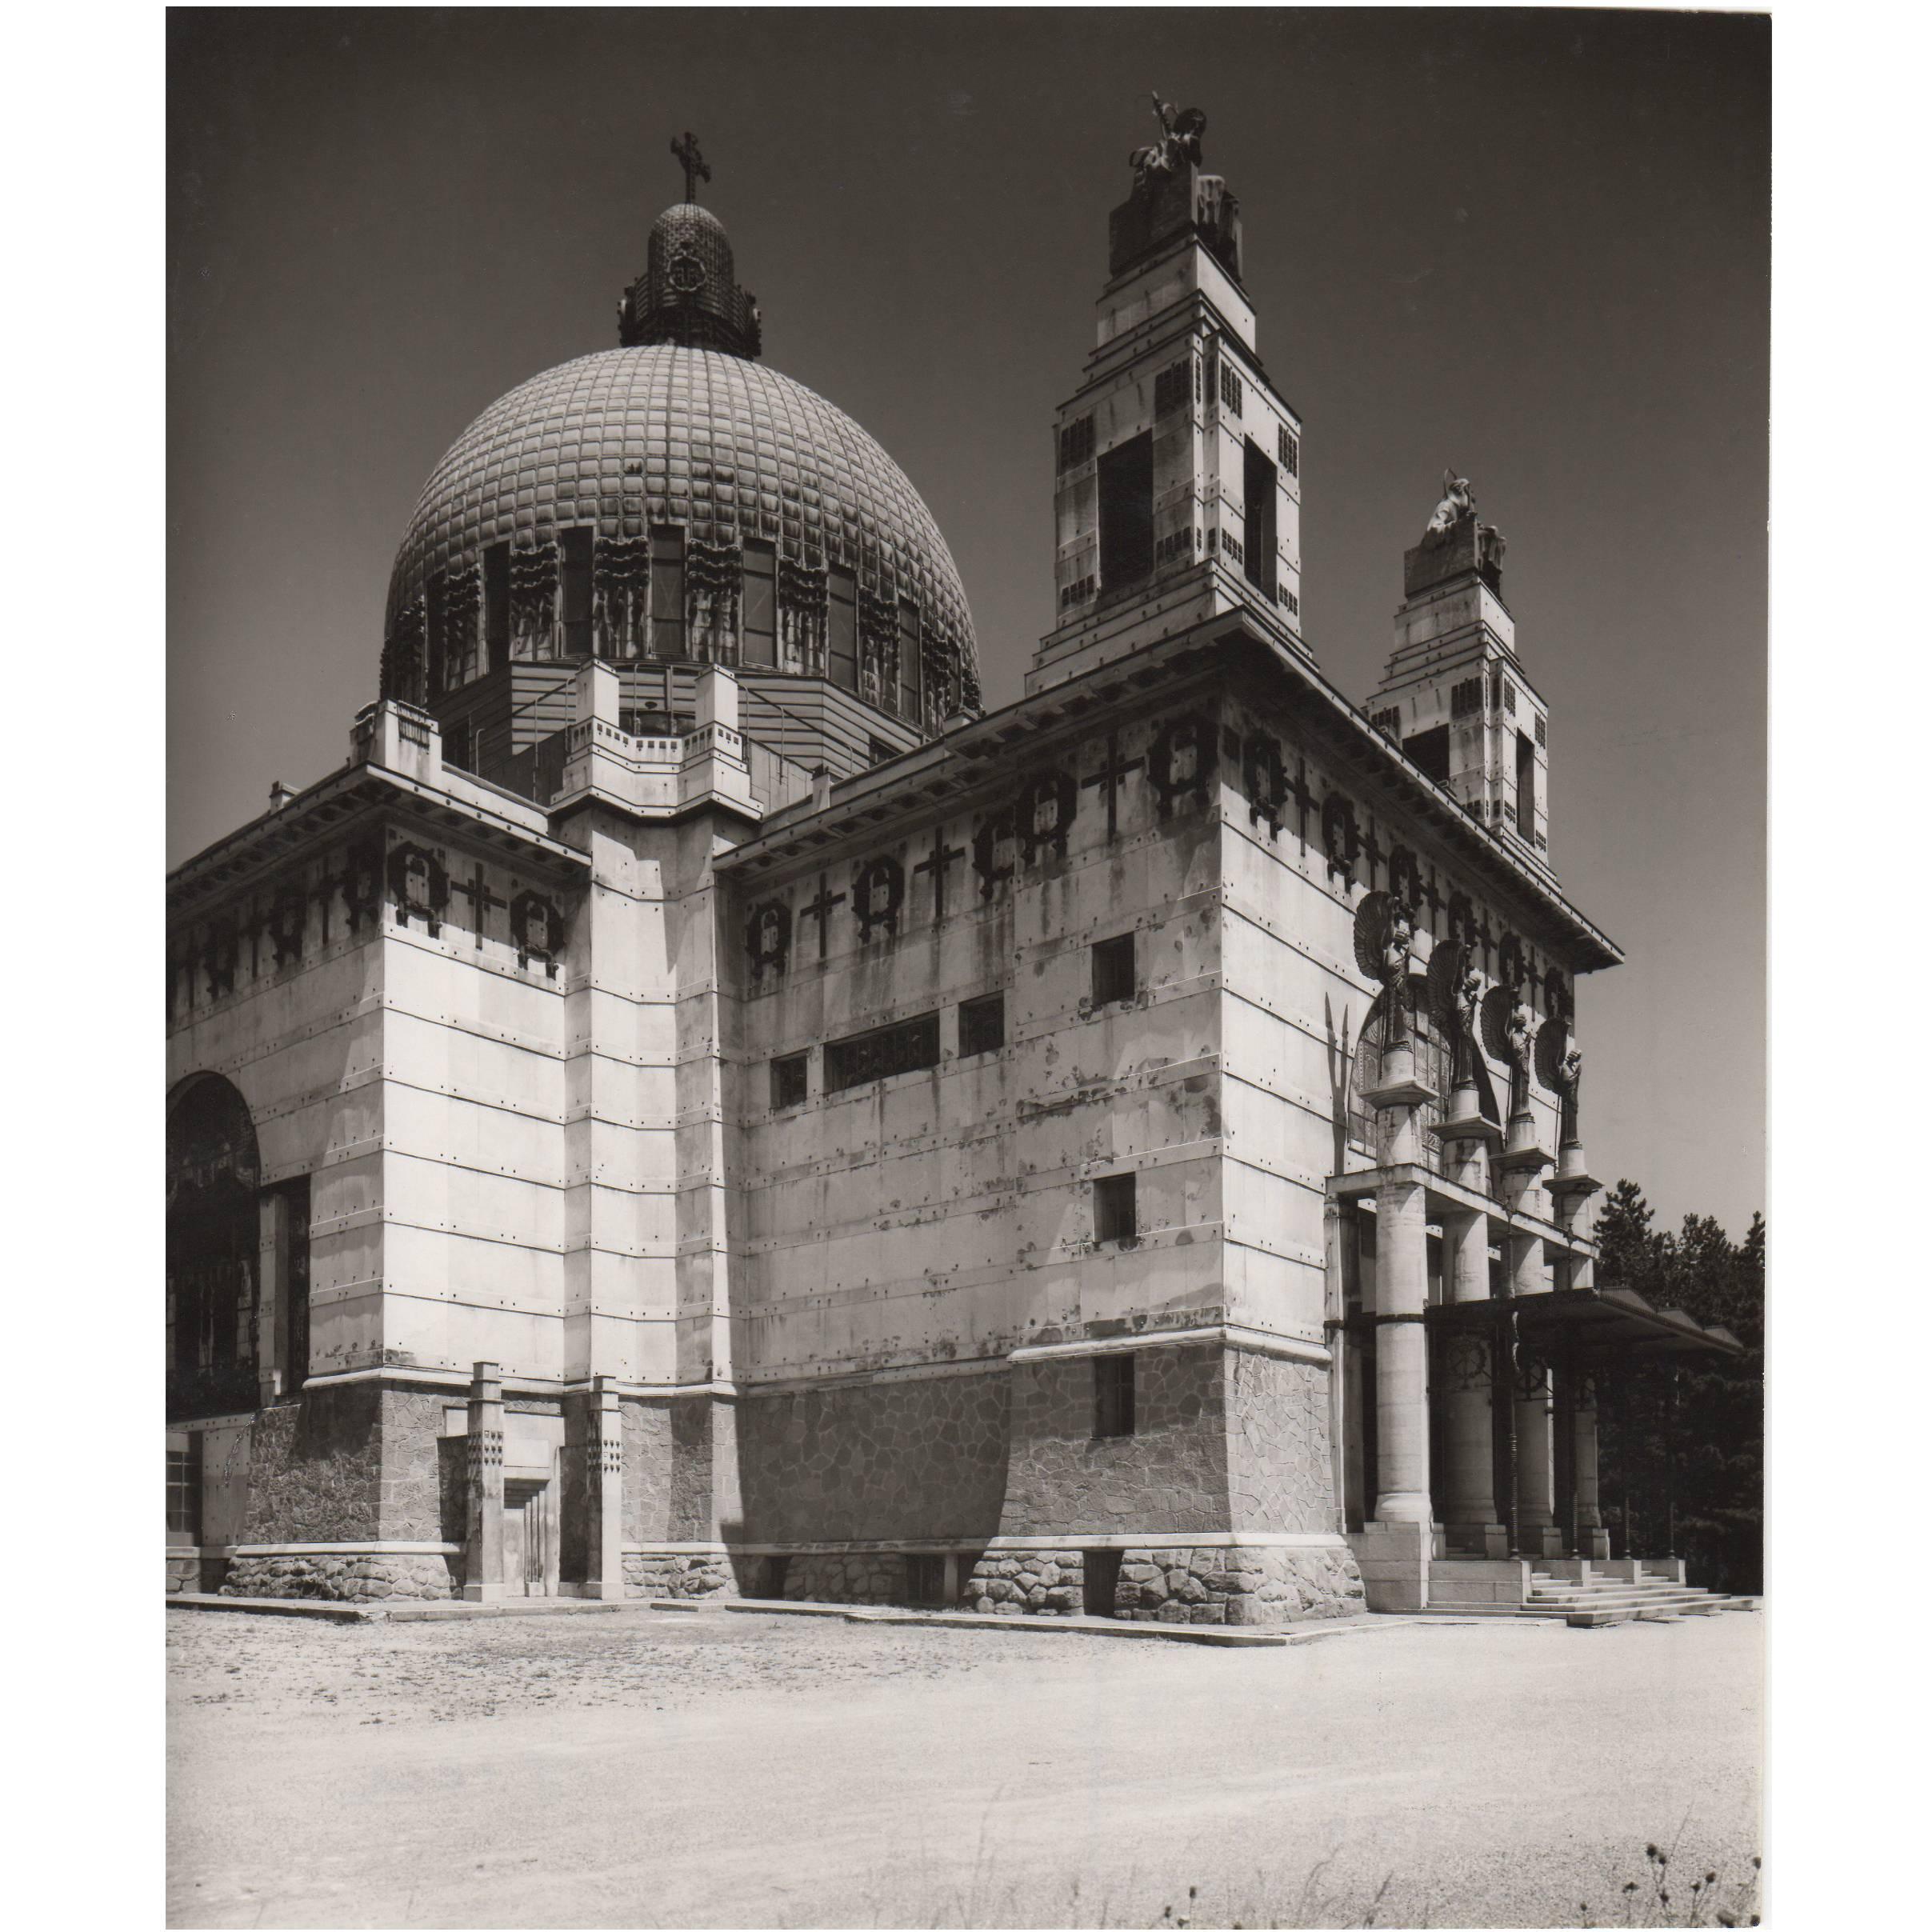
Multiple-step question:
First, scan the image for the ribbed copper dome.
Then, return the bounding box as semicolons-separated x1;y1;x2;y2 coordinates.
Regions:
384;344;980;711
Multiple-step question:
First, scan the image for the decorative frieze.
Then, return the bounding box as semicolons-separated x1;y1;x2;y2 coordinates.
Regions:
593;535;652;658
777;558;827;676
509;541;560;660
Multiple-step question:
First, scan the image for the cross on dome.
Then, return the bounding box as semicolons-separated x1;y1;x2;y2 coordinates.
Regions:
670;130;711;203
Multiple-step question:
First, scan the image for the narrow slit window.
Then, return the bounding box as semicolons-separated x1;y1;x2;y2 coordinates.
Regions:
1097;432;1154;591
1093;1351;1137;1437
1091;933;1136;1006
1094;1172;1138;1246
742;541;777;667
650;526;686;659
483;542;510;671
1242;438;1278;595
559;526;594;658
897;598;923;722
1515;730;1535;834
828;568;858;691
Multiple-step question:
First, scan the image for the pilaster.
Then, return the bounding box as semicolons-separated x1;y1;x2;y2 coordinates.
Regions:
462;1361;506;1602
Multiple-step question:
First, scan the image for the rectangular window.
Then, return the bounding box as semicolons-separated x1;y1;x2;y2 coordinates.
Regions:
1534;713;1546;749
1242;438;1278;594
277;1175;310;1395
1093;1350;1137;1436
742;540;777;667
1219;361;1243;415
959;992;1006;1057
1403;724;1451;783
166;1440;201;1542
650;526;686;659
868;736;897;766
443;718;474;772
1154;361;1191;415
1516;730;1536;834
1094;1173;1138;1246
483;542;510;671
1370;706;1401;740
1278;424;1300;478
1091;932;1136;1006
897;598;923;721
1097;432;1154;592
904;1553;947;1606
771;1051;808;1110
824;1010;940;1094
1058;414;1095;472
828;567;858;691
559;526;594;658
1450;677;1484;719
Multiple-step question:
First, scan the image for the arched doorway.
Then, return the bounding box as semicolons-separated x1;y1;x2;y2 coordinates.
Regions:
166;1074;261;1422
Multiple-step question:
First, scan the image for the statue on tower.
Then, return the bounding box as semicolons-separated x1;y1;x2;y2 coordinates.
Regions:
1130;94;1207;180
1421;469;1507;587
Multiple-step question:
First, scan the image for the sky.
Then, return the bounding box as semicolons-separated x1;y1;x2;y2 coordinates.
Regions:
166;6;1769;1238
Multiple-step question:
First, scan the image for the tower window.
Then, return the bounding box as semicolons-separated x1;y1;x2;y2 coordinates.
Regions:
1516;730;1536;834
1093;1350;1138;1435
1242;439;1278;596
559;527;594;658
650;526;686;659
1371;707;1402;742
1091;933;1136;1006
1278;425;1300;478
1450;677;1484;719
742;541;777;666
959;992;1006;1057
1097;432;1154;592
1403;724;1451;783
483;542;510;671
1534;713;1546;748
1154;361;1192;415
771;1052;808;1110
897;598;923;722
1058;414;1095;473
1219;362;1243;416
827;568;858;691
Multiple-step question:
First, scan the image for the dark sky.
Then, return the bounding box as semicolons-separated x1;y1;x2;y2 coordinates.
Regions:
166;6;1769;1237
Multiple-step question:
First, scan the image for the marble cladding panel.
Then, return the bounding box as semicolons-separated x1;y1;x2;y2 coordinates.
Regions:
1000;1343;1229;1536
735;1370;1010;1544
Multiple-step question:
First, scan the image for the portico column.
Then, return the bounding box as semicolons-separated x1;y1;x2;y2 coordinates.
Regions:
1508;1234;1562;1558
1350;913;1438;1612
1571;1368;1611;1561
463;1361;506;1604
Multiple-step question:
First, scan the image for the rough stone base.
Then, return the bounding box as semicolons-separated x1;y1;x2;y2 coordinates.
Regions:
964;1545;1365;1624
622;1551;741;1600
166;1555;199;1595
774;1551;912;1605
1117;1546;1365;1626
218;1552;462;1602
964;1549;1085;1617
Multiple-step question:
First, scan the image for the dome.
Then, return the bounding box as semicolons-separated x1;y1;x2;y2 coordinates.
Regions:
384;342;982;725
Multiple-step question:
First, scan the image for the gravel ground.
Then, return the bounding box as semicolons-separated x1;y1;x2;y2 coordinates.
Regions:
168;1606;1763;1930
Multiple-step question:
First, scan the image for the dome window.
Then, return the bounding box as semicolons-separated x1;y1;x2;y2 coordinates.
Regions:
828;568;858;692
742;541;778;666
650;527;685;659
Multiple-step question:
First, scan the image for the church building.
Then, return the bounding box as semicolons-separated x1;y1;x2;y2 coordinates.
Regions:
166;117;1738;1620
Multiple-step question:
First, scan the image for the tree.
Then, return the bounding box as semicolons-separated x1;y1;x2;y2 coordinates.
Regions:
1594;1186;1764;1595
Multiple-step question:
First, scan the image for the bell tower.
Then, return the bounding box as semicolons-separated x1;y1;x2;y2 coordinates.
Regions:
1028;98;1307;694
1366;477;1553;872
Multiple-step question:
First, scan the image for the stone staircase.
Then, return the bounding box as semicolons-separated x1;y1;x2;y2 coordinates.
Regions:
1424;1555;1762;1625
1524;1567;1757;1627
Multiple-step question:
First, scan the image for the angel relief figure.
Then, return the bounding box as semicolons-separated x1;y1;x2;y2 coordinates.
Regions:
1130;93;1206;180
1506;991;1538;1118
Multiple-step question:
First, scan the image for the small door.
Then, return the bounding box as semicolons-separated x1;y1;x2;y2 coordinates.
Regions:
502;1498;529;1598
